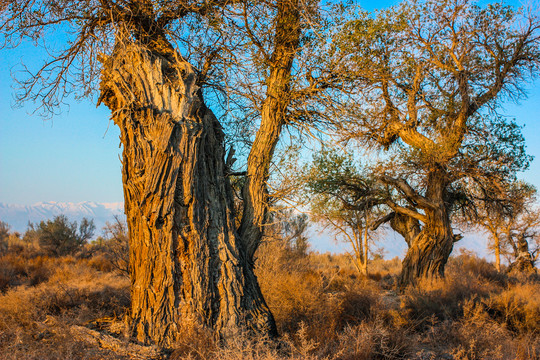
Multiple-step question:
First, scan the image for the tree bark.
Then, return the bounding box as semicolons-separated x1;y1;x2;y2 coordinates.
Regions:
389;212;421;247
398;169;455;289
362;223;368;276
494;235;502;272
238;0;300;260
508;235;536;274
98;43;276;347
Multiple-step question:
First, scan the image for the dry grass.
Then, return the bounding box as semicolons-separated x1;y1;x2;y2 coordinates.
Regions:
0;252;130;360
0;237;538;359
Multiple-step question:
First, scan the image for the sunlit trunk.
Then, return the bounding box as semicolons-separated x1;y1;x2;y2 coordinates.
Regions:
494;235;501;272
399;168;454;289
99;44;276;346
362;223;369;276
399;211;454;289
238;0;300;260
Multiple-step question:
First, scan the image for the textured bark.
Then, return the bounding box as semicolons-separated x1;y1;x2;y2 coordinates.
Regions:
494;234;502;272
98;43;276;346
398;170;455;289
398;213;454;289
508;235;536;274
238;0;300;260
389;212;421;248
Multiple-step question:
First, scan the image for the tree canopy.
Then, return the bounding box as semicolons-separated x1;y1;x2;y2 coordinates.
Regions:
324;0;540;286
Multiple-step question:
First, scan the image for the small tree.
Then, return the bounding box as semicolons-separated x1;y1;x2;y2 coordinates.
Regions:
26;215;95;256
264;209;309;255
304;149;385;276
0;221;10;253
464;181;539;272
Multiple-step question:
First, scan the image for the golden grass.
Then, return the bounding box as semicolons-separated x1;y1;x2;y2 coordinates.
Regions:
0;239;537;359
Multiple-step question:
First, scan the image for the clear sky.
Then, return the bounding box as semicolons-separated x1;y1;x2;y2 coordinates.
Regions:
1;0;539;206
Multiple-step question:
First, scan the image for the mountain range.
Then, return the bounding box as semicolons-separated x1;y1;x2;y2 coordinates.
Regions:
0;201;125;236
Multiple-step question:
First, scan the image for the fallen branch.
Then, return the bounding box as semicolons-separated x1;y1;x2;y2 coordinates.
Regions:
70;325;162;359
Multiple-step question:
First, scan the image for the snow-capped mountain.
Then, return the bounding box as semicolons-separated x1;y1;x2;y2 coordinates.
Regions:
0;201;125;235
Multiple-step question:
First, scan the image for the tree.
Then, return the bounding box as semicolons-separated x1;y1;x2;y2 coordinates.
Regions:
264;208;310;259
211;0;343;263
1;0;280;345
304;148;384;276
0;221;10;253
2;0;338;345
25;215;95;256
330;0;540;287
464;181;539;272
496;183;540;273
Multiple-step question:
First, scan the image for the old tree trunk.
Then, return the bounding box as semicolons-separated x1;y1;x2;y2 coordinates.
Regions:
398;169;455;289
98;44;276;346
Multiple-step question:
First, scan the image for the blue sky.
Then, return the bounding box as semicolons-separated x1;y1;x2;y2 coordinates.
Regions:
1;0;539;206
0;41;124;205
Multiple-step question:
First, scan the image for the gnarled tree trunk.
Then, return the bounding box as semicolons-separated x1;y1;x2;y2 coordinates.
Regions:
398;169;455;289
389;212;421;247
398;211;454;289
98;43;276;347
508;235;536;274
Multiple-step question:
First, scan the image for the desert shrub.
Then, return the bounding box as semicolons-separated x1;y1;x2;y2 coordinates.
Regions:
0;254;52;291
317;320;412;360
25;215;95;256
443;299;524;360
401;280;473;329
169;323;217;360
399;251;509;330
484;282;540;334
0;259;129;360
0;221;10;253
89;217;129;275
447;250;507;285
368;256;402;280
256;233;383;351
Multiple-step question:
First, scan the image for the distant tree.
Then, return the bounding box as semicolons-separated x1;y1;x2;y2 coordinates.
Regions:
264;208;310;259
498;184;540;272
0;221;9;241
304;149;385;276
330;0;540;287
463;181;538;272
26;215;95;256
0;221;10;253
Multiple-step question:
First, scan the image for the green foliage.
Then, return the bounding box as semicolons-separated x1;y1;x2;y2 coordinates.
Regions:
303;148;387;273
25;215;95;256
304;148;383;212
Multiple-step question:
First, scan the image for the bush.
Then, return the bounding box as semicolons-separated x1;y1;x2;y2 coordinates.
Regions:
89;217;129;275
484;282;540;334
0;259;129;360
25;215;95;256
0;221;10;254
